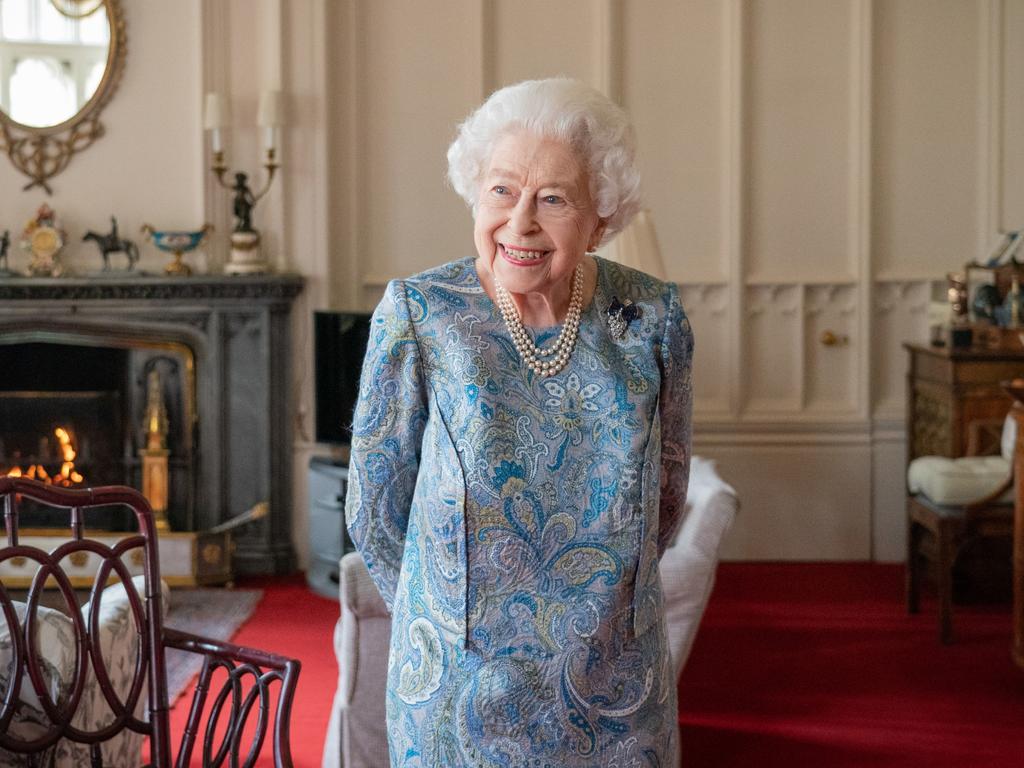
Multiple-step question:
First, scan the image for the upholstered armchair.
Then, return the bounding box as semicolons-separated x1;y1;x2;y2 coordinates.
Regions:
322;456;738;767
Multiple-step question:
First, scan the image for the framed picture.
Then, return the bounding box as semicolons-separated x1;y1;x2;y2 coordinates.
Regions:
985;230;1023;267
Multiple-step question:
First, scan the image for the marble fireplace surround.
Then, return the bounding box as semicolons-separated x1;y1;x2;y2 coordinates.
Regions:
0;275;304;575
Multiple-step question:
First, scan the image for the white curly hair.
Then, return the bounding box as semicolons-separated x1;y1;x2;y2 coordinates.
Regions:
446;78;642;245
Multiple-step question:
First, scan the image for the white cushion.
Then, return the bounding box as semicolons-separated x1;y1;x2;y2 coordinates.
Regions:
0;576;170;768
661;456;738;677
907;455;1012;505
1001;413;1018;462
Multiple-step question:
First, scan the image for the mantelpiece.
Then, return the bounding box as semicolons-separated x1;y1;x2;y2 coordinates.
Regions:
0;274;304;576
0;275;303;301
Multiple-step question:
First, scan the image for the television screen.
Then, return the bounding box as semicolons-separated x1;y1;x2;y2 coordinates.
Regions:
314;311;372;445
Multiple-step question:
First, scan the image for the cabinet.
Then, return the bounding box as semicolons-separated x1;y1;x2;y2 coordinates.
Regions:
904;343;1024;462
307;456;351;599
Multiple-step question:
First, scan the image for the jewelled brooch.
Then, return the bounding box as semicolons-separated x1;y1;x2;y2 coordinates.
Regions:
605;296;641;339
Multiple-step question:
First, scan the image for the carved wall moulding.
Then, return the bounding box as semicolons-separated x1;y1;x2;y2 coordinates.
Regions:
0;275;304;303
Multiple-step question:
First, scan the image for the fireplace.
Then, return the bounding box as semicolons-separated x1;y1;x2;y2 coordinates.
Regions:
0;340;194;529
0;274;303;575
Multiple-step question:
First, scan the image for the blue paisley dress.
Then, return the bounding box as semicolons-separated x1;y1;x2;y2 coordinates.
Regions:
346;255;693;767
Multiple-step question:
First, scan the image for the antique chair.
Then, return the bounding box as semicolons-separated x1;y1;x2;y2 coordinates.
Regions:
0;477;301;767
321;456;739;767
906;414;1016;644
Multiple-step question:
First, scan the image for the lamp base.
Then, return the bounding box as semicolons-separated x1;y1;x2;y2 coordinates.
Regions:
225;230;270;275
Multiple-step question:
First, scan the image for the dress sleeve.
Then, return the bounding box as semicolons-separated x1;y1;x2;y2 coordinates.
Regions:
657;282;695;557
345;279;429;610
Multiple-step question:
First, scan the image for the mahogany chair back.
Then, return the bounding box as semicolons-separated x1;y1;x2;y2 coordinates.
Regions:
0;477;300;767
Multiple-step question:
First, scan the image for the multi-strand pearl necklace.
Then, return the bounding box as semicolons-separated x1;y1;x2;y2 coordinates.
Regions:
494;264;585;377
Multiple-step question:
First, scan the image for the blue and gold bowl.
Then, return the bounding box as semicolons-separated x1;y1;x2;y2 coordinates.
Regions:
141;224;213;276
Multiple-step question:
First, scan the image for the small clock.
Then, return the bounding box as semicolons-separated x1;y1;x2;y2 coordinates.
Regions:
29;225;63;259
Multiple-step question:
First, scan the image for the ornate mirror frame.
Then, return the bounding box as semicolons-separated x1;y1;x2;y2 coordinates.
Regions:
0;0;127;194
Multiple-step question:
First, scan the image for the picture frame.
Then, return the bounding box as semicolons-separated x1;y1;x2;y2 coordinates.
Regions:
985;230;1023;267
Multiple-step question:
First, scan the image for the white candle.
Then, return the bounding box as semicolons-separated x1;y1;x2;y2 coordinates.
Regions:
204;92;229;153
257;90;283;149
262;126;278;151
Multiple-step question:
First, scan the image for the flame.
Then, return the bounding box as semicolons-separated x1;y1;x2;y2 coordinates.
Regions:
2;427;85;486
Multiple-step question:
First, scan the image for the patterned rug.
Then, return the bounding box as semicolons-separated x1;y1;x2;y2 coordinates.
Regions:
164;588;263;703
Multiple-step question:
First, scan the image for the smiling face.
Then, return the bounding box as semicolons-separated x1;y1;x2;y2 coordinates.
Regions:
474;129;605;300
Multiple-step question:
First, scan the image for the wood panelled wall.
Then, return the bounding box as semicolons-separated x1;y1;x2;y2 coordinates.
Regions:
314;0;1024;561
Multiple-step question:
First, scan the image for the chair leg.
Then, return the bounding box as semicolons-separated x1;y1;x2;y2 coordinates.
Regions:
906;518;920;614
938;523;956;645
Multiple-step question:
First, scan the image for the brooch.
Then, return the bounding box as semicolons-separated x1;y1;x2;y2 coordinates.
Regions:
606;296;641;339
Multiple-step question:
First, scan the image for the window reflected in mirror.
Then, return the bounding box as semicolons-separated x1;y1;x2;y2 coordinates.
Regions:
0;0;110;128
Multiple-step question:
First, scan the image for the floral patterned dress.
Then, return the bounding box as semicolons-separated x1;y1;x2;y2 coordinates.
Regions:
346;255;693;767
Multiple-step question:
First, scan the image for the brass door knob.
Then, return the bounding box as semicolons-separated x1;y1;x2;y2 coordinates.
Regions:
820;330;849;346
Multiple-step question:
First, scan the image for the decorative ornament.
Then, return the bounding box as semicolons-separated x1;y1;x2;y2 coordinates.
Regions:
141;223;213;276
140;368;171;532
495;264;585;377
0;229;12;277
83;216;139;273
605;296;641;340
21;203;66;277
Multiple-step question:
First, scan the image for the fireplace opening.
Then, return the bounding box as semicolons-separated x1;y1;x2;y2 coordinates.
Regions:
0;340;195;530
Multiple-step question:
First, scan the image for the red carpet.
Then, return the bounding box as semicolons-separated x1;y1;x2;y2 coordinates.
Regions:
678;563;1024;767
166;575;337;767
166;565;1024;767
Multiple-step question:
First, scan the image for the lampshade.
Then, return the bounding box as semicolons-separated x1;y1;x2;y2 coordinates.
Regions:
203;92;230;130
601;209;666;280
258;90;284;127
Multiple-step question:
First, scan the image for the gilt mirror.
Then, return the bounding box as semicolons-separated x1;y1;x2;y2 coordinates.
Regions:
0;0;125;193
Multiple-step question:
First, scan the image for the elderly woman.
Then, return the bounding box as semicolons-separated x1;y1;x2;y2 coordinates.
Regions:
346;78;693;766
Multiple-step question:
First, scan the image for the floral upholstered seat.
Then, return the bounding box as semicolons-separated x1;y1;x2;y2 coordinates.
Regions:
0;576;169;767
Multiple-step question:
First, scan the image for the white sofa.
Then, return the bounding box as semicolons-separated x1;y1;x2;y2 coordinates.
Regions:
0;576;170;767
322;455;738;767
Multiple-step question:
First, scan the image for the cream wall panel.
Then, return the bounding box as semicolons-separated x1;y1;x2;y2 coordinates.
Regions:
621;0;727;284
284;0;1020;563
360;0;481;282
743;285;801;411
871;281;931;418
871;0;983;277
804;284;858;413
697;442;873;560
488;0;599;88
744;0;856;283
680;284;731;415
1002;0;1024;228
872;428;907;562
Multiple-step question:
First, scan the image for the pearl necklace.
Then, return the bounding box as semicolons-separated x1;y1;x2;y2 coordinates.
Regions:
494;264;585;377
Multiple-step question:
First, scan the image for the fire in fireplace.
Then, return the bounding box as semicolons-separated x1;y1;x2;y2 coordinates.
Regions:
2;425;85;485
0;340;194;530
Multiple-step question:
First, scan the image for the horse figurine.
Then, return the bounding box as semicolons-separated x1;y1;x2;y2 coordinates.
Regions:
83;216;140;272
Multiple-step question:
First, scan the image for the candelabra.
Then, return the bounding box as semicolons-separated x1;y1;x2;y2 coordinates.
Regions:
204;90;283;275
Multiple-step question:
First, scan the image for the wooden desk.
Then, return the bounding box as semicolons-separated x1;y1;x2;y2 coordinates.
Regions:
904;343;1024;461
